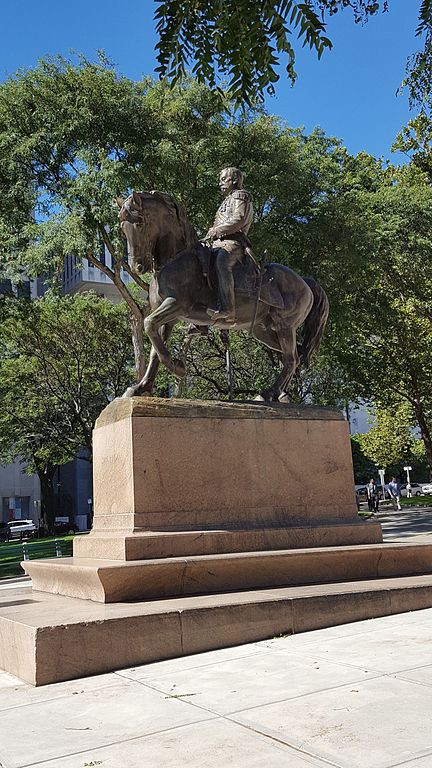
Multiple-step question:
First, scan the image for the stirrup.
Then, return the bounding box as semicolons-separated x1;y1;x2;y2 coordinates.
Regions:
207;307;235;323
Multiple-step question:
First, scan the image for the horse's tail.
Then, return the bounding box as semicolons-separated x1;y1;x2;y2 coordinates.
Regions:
299;277;329;368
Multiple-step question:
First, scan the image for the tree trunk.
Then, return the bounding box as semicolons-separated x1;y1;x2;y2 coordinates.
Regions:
130;313;146;381
413;402;432;477
37;465;56;534
86;238;148;380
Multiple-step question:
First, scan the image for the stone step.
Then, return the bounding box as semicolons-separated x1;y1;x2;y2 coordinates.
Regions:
24;542;432;602
74;520;381;561
3;574;432;685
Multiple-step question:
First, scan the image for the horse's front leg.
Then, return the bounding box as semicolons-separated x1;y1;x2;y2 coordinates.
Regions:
122;323;174;398
144;297;186;378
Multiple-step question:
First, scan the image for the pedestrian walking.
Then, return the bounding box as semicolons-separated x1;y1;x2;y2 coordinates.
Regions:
388;476;402;511
366;478;379;513
406;482;412;498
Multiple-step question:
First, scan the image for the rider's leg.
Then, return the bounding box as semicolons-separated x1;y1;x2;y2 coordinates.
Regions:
207;248;239;322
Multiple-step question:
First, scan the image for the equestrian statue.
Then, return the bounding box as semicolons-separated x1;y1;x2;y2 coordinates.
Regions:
117;167;329;402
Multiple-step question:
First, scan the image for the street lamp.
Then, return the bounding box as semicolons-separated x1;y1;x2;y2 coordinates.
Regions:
378;469;386;500
404;466;412;497
403;465;412;484
87;498;93;529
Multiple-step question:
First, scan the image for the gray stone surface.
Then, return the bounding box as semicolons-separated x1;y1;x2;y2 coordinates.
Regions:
2;596;432;767
2;511;432;766
380;506;432;543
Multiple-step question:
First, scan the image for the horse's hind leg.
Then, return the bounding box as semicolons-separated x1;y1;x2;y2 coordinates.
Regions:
252;323;282;353
259;325;299;402
144;297;186;377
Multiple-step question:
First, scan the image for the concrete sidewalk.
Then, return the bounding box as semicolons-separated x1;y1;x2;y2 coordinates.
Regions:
1;607;432;767
379;506;432;544
1;509;432;768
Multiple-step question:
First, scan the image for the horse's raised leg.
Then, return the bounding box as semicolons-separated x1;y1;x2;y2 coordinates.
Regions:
144;297;186;377
259;325;299;402
122;323;174;398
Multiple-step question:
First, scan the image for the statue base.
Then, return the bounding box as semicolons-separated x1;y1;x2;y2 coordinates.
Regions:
79;396;380;559
6;399;432;685
24;397;381;602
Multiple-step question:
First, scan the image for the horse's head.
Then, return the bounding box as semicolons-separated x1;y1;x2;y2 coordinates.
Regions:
117;191;162;274
118;190;199;274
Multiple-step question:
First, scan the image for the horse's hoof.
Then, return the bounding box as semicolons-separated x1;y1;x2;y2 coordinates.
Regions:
256;391;274;402
174;359;186;378
278;393;290;403
122;386;139;398
122;385;152;398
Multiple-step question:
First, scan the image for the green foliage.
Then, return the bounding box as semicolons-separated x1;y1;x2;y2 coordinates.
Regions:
400;0;432;110
0;55;372;398
357;404;427;479
154;1;386;105
0;292;133;529
3;55;432;474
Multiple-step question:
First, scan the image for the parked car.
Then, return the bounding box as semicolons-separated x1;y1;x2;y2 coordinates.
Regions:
0;522;10;542
355;485;368;502
421;483;432;495
400;483;423;497
53;521;79;535
7;519;37;539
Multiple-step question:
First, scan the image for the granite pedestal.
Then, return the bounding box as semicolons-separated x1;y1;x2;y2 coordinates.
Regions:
6;398;432;686
25;398;382;601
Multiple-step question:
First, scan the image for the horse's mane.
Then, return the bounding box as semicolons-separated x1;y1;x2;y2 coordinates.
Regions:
121;190;199;250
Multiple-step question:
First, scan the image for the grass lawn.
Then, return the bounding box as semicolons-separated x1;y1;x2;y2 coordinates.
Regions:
0;535;75;578
358;496;432;517
400;496;432;507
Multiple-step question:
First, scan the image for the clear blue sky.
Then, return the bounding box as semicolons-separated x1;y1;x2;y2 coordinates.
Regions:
0;0;419;162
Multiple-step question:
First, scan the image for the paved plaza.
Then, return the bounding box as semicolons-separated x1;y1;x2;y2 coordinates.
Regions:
0;508;431;768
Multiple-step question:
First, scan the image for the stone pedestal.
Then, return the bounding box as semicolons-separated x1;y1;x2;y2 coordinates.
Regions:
76;397;381;562
10;398;432;687
24;398;381;602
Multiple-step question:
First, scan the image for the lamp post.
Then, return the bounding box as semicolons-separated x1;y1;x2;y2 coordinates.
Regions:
403;465;412;485
378;469;385;500
87;498;93;529
404;466;412;497
33;499;41;535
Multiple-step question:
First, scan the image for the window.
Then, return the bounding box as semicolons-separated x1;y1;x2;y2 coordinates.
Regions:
16;281;31;299
2;496;30;521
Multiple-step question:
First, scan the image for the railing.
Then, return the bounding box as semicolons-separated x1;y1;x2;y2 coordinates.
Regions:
0;538;73;577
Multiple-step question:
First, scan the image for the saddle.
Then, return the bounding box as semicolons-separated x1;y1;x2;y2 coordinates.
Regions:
195;243;285;310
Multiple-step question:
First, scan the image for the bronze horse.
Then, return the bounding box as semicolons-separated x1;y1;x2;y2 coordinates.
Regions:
118;191;329;401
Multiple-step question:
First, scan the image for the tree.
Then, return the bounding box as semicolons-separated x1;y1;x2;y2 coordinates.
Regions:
0;293;133;529
154;1;430;105
0;57;244;378
5;56;425;421
400;0;432;110
357;405;418;474
356;404;429;480
0;56;368;396
325;165;432;472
